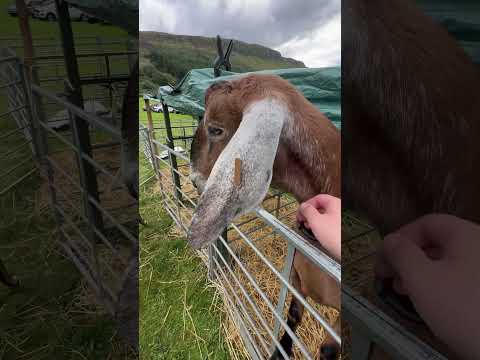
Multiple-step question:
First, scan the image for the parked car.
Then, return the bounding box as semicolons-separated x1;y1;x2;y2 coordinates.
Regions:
31;1;94;21
143;104;179;114
7;0;54;17
7;3;17;16
142;104;164;113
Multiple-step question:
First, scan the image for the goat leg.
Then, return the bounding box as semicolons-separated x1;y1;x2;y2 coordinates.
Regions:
319;315;341;360
269;269;305;360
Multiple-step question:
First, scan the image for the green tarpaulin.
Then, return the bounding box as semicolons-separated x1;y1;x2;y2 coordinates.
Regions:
418;0;480;63
157;67;341;129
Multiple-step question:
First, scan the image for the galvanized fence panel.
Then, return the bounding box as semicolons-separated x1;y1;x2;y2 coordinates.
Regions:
143;97;448;360
0;47;38;196
139;101;341;359
1;45;138;332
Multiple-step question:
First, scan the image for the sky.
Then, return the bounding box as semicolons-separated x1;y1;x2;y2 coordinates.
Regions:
139;0;340;68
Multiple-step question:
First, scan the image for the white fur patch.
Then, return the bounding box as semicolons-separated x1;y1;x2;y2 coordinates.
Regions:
188;97;292;249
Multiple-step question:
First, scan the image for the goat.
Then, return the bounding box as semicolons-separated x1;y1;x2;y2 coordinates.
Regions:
343;0;480;357
188;74;341;360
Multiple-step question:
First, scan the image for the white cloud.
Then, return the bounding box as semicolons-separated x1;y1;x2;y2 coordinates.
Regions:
275;13;340;67
139;0;340;68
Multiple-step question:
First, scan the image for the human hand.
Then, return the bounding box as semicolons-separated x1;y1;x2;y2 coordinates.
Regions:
376;214;480;359
297;194;341;260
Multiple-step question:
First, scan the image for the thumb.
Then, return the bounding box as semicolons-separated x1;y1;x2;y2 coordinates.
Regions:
299;202;320;222
382;233;435;294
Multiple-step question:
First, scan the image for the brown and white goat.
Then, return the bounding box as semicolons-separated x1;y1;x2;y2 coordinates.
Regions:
343;0;480;358
188;74;341;360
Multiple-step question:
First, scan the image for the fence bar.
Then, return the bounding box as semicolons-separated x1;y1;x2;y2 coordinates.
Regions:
215;235;314;360
342;286;446;360
46;179;128;265
31;84;122;139
229;223;340;344
0;125;29;140
256;208;341;283
212;267;264;360
271;242;296;347
211;243;289;359
161;101;183;202
0;167;37;196
211;255;271;357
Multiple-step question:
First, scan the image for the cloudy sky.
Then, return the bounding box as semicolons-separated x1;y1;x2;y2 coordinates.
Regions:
139;0;340;68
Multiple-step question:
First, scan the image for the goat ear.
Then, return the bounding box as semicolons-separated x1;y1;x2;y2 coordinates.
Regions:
187;97;290;249
205;81;233;106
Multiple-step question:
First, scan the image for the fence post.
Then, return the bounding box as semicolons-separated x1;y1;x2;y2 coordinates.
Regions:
144;98;160;169
161;101;183;203
54;0;104;242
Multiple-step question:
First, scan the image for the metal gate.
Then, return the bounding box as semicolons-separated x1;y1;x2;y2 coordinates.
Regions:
0;44;138;332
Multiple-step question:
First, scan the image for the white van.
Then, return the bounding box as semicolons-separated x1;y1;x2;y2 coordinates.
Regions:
32;1;89;21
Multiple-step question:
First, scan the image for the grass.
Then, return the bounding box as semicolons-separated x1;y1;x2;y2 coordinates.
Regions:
0;7;136;360
0;121;135;359
139;150;229;360
139;98;194;126
139;97;197;149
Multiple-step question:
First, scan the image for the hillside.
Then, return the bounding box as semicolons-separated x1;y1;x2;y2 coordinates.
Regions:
139;31;305;93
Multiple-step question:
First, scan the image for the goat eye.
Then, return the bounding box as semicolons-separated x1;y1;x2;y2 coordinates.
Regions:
208;126;223;137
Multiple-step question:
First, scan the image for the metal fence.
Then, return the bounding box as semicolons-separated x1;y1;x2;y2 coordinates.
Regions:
0;43;138;342
142;97;450;360
342;216;448;360
140;101;341;360
0;48;38;197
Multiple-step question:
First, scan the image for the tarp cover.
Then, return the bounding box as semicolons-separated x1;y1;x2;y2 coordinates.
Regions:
67;0;138;34
157;67;341;129
418;0;480;63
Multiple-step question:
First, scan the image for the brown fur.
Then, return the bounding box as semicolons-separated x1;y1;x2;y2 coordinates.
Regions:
343;0;480;235
343;1;480;358
191;74;341;359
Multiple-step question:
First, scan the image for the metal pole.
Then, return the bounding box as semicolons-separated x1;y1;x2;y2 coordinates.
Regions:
209;228;231;276
54;0;104;242
271;242;295;349
161;101;182;202
144;98;159;169
16;0;33;71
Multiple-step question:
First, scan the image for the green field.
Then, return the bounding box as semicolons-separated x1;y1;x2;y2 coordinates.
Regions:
139;134;229;359
139;98;195;125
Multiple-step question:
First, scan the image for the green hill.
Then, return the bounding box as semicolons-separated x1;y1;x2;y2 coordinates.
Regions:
139;31;305;93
